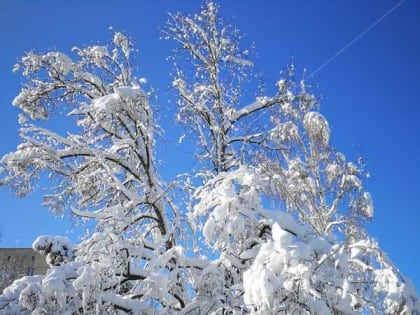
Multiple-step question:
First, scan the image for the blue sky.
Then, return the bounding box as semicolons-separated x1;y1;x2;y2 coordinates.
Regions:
0;0;419;289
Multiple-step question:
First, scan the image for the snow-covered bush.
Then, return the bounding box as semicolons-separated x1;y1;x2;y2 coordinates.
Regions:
32;235;74;266
0;2;418;314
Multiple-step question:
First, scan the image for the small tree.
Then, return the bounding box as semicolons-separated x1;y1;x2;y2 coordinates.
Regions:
0;2;418;314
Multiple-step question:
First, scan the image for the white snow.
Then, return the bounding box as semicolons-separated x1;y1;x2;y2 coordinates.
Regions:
92;93;120;111
303;111;330;146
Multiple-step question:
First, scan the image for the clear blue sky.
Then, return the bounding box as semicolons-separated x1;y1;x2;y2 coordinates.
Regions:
0;1;419;289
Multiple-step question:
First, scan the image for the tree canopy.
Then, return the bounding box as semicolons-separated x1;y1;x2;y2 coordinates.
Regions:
0;2;418;314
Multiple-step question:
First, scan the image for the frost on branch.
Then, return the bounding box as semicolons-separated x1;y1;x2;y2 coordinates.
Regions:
164;1;262;173
0;2;419;315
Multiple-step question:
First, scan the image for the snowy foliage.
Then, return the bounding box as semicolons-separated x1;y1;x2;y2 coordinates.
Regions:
0;2;418;314
32;235;74;266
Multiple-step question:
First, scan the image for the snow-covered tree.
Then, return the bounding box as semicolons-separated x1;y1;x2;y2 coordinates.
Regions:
0;30;196;314
0;2;418;314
